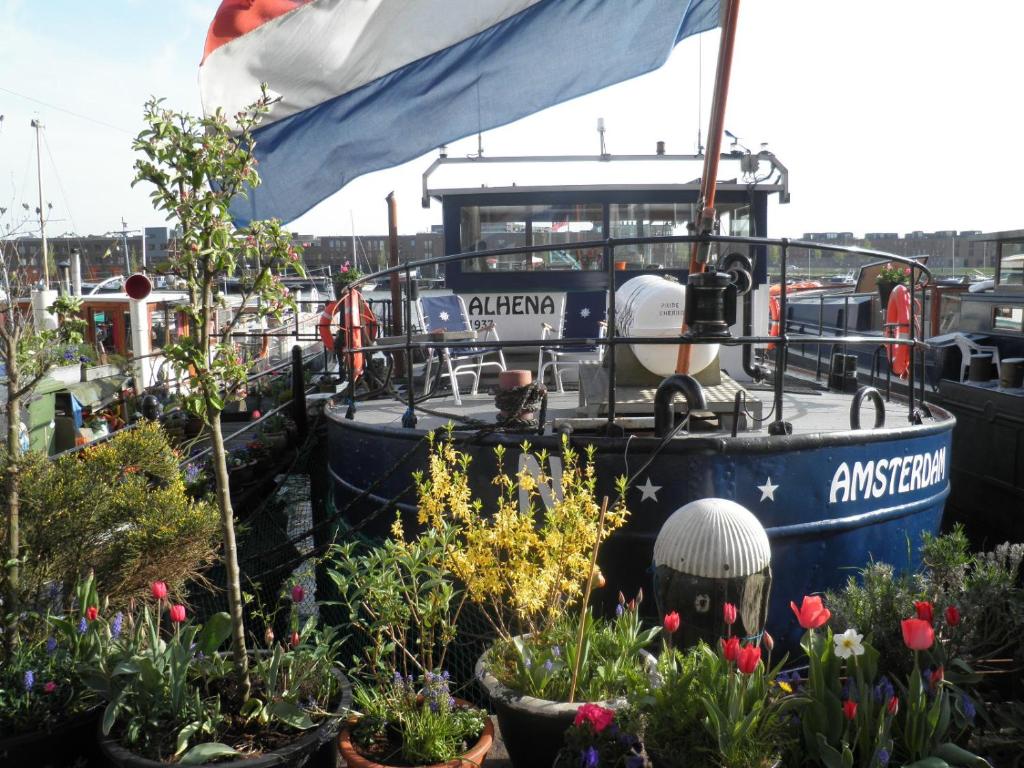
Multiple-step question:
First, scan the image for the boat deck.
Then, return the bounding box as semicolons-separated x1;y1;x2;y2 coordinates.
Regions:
334;381;926;438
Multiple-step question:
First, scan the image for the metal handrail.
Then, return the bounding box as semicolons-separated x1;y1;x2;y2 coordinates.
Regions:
333;233;933;430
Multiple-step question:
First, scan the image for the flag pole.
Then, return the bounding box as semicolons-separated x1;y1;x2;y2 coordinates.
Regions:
676;0;741;374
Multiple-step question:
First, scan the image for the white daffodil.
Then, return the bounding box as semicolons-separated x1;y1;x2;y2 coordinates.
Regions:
834;628;865;659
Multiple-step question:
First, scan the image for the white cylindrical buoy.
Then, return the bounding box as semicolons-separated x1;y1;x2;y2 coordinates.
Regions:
615;275;719;376
652;497;772;647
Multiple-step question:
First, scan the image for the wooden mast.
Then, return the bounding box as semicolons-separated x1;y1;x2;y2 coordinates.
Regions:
675;0;742;374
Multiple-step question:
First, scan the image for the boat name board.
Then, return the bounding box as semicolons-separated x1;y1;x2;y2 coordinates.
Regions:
463;292;564;340
828;448;946;504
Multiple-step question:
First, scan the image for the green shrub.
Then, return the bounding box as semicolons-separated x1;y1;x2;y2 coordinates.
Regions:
4;422;219;610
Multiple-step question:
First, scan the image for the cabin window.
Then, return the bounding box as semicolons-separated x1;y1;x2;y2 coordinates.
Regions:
459;204;603;272
997;242;1024;287
993;305;1024;333
609;203;694;269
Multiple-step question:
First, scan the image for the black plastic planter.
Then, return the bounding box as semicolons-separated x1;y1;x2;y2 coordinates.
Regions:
0;707;101;768
98;669;352;768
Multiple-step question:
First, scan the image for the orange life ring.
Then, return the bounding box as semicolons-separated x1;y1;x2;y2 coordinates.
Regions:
768;294;781;350
319;291;379;380
885;284;917;378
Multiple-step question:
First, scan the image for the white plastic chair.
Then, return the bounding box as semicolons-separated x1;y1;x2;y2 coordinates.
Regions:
537;291;607;392
954;333;1001;382
418;294;506;404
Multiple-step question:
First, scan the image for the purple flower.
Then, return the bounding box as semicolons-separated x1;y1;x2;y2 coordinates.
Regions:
551;645;561;658
581;746;599;768
77;617;87;635
961;694;976;723
544;659;554;672
48;582;61;601
615;604;624;617
877;748;890;766
63;349;76;361
23;670;34;692
874;676;894;703
45;637;57;655
111;612;124;639
429;699;439;713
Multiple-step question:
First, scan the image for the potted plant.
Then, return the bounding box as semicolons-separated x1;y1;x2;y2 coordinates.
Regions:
84;580;351;766
259;414;291;451
876;262;910;309
327;526;494;767
790;592;989;768
621;608;792;768
98;89;348;763
333;261;364;300
226;446;259;487
417;430;657;768
0;576;107;767
555;703;646;768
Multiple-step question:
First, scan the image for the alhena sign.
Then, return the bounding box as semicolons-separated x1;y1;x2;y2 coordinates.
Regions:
467;294;556;316
829;448;946;503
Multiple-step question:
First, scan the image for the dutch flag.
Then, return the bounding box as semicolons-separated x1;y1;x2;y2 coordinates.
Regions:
199;0;720;226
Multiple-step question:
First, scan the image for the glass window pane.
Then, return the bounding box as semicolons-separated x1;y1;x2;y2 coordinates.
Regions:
459;204;603;272
998;242;1024;287
609;203;693;268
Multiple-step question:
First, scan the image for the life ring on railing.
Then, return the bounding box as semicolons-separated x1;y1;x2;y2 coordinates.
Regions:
319;291;379;380
884;284;918;378
768;295;781;350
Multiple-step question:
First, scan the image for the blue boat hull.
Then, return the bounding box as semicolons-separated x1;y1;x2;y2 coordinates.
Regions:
327;410;954;651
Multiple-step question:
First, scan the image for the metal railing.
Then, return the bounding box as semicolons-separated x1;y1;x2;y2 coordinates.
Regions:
332;233;934;433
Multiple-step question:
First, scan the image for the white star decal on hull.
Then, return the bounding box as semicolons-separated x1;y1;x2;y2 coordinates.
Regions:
757;477;779;502
637;477;661;502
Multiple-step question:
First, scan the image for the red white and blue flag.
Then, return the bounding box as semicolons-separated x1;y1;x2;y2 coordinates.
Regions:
200;0;720;225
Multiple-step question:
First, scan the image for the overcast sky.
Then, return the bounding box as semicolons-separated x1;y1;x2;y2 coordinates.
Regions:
2;1;1022;241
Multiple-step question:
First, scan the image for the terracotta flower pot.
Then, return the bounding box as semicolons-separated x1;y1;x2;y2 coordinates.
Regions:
337;699;494;768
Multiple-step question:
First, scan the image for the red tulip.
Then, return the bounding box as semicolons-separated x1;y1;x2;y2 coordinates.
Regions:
790;595;831;629
887;696;899;716
932;665;944;690
85;606;98;622
291;584;305;604
290;630;301;648
762;631;775;652
945;605;961;627
43;681;57;694
663;611;680;634
914;601;934;624
736;643;762;674
901;618;934;650
169;604;187;623
843;700;858;720
721;636;740;662
151;581;168;600
723;602;737;626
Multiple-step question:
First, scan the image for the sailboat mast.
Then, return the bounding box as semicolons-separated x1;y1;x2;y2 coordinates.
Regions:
676;0;741;374
31;119;48;287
